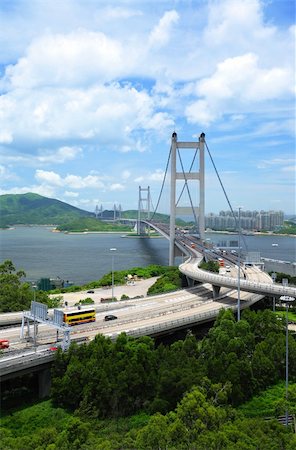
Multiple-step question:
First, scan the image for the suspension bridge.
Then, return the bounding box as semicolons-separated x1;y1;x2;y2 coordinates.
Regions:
0;132;295;395
134;131;295;300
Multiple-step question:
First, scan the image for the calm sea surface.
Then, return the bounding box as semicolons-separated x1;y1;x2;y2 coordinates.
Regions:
0;226;295;284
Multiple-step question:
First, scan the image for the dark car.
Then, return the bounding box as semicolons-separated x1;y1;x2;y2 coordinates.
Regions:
87;290;95;294
104;314;117;321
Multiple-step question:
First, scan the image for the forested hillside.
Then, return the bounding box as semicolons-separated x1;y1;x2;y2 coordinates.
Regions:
0;193;93;227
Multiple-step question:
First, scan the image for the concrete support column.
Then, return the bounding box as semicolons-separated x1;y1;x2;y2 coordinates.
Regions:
38;368;51;399
212;285;221;299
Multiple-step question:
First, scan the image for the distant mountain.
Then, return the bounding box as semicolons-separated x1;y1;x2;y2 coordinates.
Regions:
0;193;93;226
0;193;190;228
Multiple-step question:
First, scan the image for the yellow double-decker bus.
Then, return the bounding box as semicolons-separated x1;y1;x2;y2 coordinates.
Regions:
63;307;96;326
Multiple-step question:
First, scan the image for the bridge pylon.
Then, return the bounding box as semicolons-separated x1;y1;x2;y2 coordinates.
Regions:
137;186;151;235
169;132;205;265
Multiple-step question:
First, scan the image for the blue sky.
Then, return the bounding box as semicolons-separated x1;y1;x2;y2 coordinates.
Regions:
0;0;295;215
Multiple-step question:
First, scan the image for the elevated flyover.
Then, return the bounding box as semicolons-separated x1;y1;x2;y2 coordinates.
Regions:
143;220;296;299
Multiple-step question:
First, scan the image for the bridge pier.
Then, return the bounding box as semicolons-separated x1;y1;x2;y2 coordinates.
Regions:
38;368;51;399
212;285;221;299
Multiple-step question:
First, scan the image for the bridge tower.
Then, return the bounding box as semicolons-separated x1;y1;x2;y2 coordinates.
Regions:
169;132;205;265
137;186;151;235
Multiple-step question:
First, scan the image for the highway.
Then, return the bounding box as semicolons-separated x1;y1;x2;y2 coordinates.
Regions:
1;227;294;377
0;281;262;356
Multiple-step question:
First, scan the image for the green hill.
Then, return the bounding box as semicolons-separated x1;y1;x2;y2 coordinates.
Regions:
0;193;93;227
0;193;191;228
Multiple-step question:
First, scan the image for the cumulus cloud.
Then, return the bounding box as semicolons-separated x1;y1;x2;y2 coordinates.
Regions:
148;10;179;48
64;191;79;197
0;82;172;146
186;53;293;125
110;183;125;191
35;170;63;186
37;146;82;163
2;30;125;90
134;169;165;183
35;170;105;189
0;165;18;181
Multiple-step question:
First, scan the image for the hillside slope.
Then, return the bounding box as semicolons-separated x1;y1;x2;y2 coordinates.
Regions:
0;193;93;226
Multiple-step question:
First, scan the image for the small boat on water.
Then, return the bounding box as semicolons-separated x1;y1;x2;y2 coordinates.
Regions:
272;243;279;247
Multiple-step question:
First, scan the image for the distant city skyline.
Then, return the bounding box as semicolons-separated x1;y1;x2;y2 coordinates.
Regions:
0;0;295;214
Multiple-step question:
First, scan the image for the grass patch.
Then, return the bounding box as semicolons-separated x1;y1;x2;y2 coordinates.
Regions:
238;382;296;418
1;400;71;435
276;311;296;323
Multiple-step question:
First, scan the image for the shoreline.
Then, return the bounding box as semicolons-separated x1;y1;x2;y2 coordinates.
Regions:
1;225;295;238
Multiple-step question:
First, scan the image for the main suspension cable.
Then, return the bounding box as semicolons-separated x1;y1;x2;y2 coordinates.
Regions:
205;139;248;251
150;144;172;221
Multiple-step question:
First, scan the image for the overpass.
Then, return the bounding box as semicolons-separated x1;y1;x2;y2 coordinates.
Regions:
142;219;296;299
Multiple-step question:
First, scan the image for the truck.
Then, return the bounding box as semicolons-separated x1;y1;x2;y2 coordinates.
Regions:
0;339;9;349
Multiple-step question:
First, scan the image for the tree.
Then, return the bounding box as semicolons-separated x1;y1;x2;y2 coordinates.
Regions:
0;260;60;312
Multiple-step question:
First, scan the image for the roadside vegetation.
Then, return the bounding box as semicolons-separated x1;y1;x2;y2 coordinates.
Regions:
199;260;220;273
1;309;296;448
0;260;61;313
49;264;183;294
0;261;184;311
270;271;296;286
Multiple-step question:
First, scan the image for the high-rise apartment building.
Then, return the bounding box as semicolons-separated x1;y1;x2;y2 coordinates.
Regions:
205;210;284;231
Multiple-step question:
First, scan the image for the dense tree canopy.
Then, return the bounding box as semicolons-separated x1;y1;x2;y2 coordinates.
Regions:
51;308;296;419
0;260;61;312
2;307;296;449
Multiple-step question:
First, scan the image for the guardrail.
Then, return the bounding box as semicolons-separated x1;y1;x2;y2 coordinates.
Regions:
106;293;263;340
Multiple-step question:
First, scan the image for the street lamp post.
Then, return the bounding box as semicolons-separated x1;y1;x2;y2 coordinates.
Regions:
237;207;241;321
271;272;276;312
110;248;117;300
32;283;37;351
280;293;295;426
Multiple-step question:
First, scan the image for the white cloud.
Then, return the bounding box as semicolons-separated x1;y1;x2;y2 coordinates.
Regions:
134;169;165;183
64;191;79;198
121;170;131;180
2;30;125;89
0;131;13;144
100;6;143;20
0;185;56;198
110;183;125;191
148;10;179;48
35;170;63;186
0;83;172;146
64;174;104;189
281;165;296;173
0;165;17;181
186;53;293;125
35;170;105;189
37;146;82;164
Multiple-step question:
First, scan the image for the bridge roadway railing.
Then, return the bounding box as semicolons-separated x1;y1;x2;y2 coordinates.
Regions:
105;293;262;340
0;350;54;379
179;257;296;298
